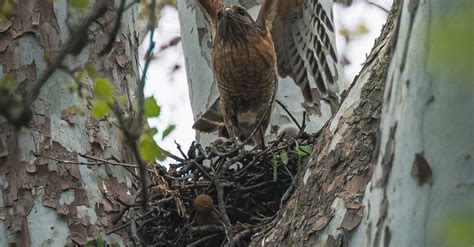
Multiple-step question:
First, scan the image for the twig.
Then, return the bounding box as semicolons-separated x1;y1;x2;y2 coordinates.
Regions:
275;100;302;130
79;153;152;170
33;153;101;166
188;233;222;246
174;140;188;160
99;0;127;55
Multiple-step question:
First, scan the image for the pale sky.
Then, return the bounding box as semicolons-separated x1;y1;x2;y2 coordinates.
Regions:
140;0;393;162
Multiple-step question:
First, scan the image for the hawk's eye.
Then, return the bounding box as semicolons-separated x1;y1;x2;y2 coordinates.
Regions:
217;11;223;20
236;7;246;16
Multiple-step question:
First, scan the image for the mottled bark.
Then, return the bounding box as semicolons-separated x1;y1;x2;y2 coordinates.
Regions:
351;0;474;246
0;0;139;246
249;1;400;244
249;0;473;246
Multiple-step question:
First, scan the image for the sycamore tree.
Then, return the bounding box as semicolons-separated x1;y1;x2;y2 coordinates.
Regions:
179;0;473;246
0;0;472;246
0;0;173;245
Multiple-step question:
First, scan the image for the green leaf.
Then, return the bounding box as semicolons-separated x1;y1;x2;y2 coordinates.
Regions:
93;78;113;102
162;124;176;140
138;134;166;161
0;73;16;91
117;95;127;106
280;150;289;165
85;63;97;79
91;101;109;118
295;144;312;157
144;96;161;118
85;238;106;247
429;10;473;76
299;145;312;155
69;0;88;10
146;127;158;137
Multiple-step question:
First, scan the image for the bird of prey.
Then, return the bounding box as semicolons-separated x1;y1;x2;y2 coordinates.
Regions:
192;0;340;146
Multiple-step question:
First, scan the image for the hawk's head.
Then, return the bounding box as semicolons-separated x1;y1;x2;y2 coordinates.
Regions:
215;5;260;44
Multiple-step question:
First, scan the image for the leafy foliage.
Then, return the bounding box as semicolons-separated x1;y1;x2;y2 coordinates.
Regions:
138;133;167;161
68;0;89;10
144;96;161;118
161;124;176;140
0;0;13;20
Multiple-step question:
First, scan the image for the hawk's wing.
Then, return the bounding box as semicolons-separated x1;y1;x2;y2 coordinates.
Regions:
258;0;340;114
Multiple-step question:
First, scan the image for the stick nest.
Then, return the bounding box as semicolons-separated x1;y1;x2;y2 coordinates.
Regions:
114;132;317;246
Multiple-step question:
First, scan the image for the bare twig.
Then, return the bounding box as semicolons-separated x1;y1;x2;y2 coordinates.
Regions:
99;0;127;55
275;100;302;130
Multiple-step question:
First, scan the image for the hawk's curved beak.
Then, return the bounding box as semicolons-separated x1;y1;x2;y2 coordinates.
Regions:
223;7;231;17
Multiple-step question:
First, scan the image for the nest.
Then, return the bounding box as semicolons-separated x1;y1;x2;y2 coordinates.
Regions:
113;130;316;246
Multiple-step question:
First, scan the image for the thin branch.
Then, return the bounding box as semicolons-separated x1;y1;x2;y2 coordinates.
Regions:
275;100;302;130
99;0;127;55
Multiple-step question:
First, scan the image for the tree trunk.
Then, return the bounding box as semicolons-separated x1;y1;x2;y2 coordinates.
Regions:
248;0;474;246
0;1;139;246
178;0;342;146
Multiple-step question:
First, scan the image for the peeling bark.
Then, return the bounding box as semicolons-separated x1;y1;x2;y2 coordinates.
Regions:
0;0;139;246
248;1;400;243
244;0;472;245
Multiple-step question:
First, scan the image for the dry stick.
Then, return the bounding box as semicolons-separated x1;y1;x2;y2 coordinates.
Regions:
213;152;252;246
188;233;222;246
119;0;157;213
33;153;101;166
107;209;154;235
275;100;302;130
79;153;152;170
99;0;127;55
162;149;185;162
110;103;150;212
174;140;188;160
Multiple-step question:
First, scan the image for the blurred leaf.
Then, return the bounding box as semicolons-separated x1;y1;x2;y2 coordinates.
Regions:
0;74;16;91
162;124;175;140
429;9;473;76
85;238;106;247
65;105;82;114
357;23;369;35
146;127;158;137
69;0;88;10
93;78;113;102
339;26;350;39
0;1;13;21
295;143;312;157
144;96;161;118
431;210;474;246
91;101;109;118
138;134;166;161
280;150;289;165
117;95;127;106
85;63;97;80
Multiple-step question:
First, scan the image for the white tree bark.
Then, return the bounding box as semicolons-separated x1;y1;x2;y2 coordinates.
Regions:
0;1;139;246
249;0;473;245
352;0;474;246
178;0;341;146
178;0;473;245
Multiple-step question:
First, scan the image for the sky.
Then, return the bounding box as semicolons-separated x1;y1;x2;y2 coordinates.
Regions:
140;0;394;162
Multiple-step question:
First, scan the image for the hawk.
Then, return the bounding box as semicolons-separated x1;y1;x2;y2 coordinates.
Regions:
192;0;340;146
